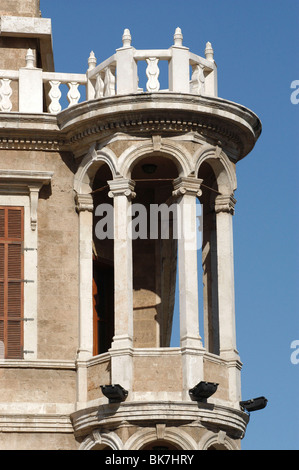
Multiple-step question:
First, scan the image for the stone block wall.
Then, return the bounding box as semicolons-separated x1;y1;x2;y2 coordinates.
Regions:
0;0;40;17
0;149;79;360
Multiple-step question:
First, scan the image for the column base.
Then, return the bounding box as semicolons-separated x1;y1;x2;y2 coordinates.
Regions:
109;344;134;393
110;335;133;350
76;348;93;362
180;335;204;350
181;340;206;400
219;348;240;361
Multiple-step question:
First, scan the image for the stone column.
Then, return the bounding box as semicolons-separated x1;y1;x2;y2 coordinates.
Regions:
76;193;94;360
173;176;205;399
215;194;238;358
108;178;136;391
75;193;93;408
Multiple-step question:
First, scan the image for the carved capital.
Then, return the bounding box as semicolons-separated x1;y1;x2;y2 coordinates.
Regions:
108;178;136;201
215;194;236;214
75;193;94;212
172;176;203;198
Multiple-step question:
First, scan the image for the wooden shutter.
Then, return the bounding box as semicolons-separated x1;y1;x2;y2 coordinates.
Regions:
0;207;24;359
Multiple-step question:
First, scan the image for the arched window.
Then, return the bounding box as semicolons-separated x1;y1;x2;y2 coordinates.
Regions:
141;440;180;450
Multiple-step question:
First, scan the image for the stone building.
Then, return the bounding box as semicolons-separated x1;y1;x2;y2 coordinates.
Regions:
0;0;262;450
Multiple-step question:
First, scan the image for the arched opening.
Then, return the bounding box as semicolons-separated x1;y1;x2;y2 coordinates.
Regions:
198;161;220;355
92;444;113;450
141;440;180;450
207;444;229;450
92;163;114;355
130;153;179;347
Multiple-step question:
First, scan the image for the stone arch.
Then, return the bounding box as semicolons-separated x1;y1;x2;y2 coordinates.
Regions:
199;431;239;451
194;144;237;195
118;139;193;179
79;430;124;450
74;145;118;195
124;427;198;450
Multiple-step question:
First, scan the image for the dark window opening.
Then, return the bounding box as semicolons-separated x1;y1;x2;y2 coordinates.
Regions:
93;258;114;356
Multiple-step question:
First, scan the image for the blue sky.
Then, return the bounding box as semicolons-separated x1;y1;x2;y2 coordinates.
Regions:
40;0;298;450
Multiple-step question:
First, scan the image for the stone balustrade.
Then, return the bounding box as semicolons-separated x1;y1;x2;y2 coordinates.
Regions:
0;28;217;114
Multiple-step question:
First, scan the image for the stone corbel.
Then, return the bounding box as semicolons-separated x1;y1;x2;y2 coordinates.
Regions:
156;424;166;440
215;140;223;158
152;134;162;151
217;430;227;445
214;194;236;215
28;184;42;231
92;430;102;445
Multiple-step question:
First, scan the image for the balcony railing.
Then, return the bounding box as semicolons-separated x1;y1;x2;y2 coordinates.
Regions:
0;28;217;115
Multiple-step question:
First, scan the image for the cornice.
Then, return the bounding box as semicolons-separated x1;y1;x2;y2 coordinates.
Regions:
0;112;65;151
0;413;73;433
0;93;262;160
0;136;66;151
0;359;76;369
71;401;249;440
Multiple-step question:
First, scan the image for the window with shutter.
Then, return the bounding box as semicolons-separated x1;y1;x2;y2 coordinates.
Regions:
0;207;24;359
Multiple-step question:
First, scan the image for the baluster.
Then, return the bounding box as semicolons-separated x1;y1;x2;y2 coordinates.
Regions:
48;80;62;114
190;64;205;95
67;81;81;107
95;72;104;98
104;66;116;97
0;78;13;112
146;58;160;92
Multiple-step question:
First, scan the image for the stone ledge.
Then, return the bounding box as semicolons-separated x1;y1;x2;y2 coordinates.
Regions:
0;93;261;160
0;359;76;369
71;401;249;440
0;413;73;433
0;16;51;37
57;92;261;161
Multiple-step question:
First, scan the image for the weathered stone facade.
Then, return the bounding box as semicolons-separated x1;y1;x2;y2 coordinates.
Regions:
0;0;261;450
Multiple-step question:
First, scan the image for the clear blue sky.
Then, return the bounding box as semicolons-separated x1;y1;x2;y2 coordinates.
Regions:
40;0;299;450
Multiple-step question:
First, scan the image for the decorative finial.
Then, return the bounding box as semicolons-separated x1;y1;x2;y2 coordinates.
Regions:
122;28;132;48
205;41;214;61
174;27;183;46
88;51;97;70
25;48;35;68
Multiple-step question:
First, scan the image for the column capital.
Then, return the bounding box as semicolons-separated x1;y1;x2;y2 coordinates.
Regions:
108;177;136;200
172;176;203;198
75;193;94;212
215;194;236;215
